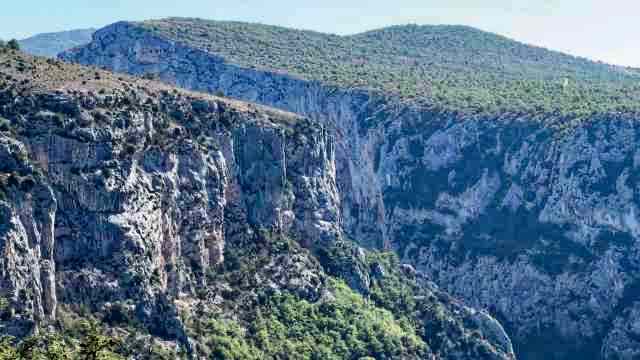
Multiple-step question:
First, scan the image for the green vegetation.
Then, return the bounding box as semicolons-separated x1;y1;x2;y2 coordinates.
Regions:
6;40;20;51
185;230;429;359
138;18;640;116
183;230;505;359
0;320;123;360
250;281;426;359
319;241;507;358
187;280;427;360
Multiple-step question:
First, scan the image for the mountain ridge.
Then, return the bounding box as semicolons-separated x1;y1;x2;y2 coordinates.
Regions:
18;28;95;58
141;17;634;71
115;17;640;116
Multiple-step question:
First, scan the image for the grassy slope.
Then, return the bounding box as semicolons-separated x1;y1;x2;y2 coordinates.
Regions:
136;18;640;117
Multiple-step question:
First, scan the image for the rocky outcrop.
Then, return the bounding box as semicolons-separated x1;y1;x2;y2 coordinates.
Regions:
60;21;640;359
60;22;390;250
0;136;57;336
0;82;340;338
602;302;640;360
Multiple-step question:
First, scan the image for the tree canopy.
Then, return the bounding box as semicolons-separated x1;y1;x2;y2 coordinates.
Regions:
137;18;640;116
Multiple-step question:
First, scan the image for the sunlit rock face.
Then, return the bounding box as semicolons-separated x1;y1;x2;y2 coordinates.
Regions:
0;84;340;339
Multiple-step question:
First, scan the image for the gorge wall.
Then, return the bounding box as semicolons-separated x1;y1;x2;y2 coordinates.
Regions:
0;46;517;359
61;21;640;359
0;79;342;342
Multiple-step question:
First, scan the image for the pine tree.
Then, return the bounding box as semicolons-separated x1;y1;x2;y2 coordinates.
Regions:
77;321;123;360
7;39;20;51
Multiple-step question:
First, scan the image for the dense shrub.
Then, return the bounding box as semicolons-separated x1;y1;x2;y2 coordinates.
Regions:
190;280;427;360
248;281;427;359
0;321;123;360
6;40;20;51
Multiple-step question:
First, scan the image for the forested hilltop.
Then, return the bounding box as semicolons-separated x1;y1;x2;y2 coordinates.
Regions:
137;18;640;116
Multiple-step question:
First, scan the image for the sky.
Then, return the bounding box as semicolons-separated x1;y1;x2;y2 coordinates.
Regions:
0;0;638;67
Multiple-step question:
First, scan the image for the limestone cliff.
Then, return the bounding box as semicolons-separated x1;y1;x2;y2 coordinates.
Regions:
0;47;514;359
0;57;340;334
60;20;640;359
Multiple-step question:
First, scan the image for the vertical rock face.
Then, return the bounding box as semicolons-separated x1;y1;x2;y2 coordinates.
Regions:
0;82;341;339
61;22;389;249
60;22;640;359
42;116;338;302
231;123;340;247
0;136;57;336
384;117;640;359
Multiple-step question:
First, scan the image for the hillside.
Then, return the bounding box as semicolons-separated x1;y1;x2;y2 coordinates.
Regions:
60;18;640;360
131;18;640;116
0;43;515;359
19;28;95;58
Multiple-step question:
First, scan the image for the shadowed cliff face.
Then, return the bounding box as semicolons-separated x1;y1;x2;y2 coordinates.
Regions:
60;21;640;359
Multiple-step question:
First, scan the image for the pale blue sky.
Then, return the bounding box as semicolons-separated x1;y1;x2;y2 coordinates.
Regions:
1;0;638;67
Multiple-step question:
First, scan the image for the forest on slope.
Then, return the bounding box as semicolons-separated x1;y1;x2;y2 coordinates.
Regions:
137;18;640;116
